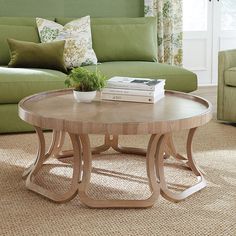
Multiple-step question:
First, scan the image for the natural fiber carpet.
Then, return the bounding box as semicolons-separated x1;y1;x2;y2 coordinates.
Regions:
0;121;236;236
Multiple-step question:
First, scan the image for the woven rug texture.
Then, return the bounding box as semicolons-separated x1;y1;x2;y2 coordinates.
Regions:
0;120;236;236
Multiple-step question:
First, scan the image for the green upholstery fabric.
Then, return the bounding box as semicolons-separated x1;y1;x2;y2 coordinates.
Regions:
0;67;66;104
218;49;236;122
56;18;157;63
84;61;197;92
91;18;157;62
0;62;197;104
0;0;144;18
220;86;236;122
0;17;54;26
224;67;236;87
56;17;152;26
55;17;76;25
0;25;40;65
0;104;34;133
7;39;67;73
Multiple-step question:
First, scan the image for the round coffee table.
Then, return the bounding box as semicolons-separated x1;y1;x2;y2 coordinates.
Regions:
19;89;212;208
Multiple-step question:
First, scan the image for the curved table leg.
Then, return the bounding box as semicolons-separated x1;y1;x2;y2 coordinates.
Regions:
78;134;160;208
92;135;147;156
24;127;82;203
186;128;206;176
55;134;148;160
91;135;112;154
111;135;147;156
165;133;188;161
22;130;64;179
52;131;66;157
56;134;113;157
22;149;40;180
156;128;206;202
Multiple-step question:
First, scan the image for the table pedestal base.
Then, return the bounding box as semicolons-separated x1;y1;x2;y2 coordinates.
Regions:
23;127;206;208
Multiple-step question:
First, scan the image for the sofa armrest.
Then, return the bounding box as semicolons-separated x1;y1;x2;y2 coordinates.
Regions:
218;49;236;80
218;49;236;120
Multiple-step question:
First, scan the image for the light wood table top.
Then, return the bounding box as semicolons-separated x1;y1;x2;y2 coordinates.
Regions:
19;89;212;135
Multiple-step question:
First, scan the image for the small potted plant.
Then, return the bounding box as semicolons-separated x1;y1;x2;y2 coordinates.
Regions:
65;67;107;103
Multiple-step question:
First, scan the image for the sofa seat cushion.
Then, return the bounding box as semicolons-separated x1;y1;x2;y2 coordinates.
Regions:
84;61;197;92
0;67;66;104
225;67;236;87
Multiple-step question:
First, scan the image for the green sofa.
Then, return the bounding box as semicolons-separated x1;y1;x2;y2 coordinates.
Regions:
0;16;197;133
218;49;236;122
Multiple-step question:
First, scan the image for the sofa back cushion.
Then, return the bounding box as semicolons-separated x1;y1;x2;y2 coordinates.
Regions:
0;17;55;26
0;0;143;18
0;17;55;65
92;18;157;62
0;25;40;65
56;17;157;62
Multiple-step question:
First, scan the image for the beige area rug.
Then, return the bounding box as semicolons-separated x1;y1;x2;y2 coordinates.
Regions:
0;121;236;236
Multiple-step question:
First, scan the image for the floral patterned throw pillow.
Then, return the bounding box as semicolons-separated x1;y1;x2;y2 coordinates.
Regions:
36;16;97;68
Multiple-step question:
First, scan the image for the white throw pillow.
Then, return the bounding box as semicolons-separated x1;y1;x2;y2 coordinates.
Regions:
36;16;97;68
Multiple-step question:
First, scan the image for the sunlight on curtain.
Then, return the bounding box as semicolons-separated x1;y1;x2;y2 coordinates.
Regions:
144;0;183;66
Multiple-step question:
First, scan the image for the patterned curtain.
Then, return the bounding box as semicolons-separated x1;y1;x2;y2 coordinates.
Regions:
144;0;183;66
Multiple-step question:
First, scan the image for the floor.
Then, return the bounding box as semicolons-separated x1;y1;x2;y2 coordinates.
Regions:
1;85;236;236
192;85;217;114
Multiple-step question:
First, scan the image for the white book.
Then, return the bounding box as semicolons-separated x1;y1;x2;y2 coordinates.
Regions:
102;87;161;96
107;76;165;91
101;91;165;104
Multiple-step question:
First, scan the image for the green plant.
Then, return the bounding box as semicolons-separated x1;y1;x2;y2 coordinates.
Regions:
65;67;107;92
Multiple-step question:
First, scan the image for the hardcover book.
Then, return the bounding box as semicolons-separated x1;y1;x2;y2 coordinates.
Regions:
101;91;165;104
102;88;155;96
106;76;165;91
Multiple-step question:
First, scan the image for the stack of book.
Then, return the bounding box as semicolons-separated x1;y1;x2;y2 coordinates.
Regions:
101;76;165;103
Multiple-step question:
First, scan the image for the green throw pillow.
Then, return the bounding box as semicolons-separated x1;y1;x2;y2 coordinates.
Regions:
7;38;67;73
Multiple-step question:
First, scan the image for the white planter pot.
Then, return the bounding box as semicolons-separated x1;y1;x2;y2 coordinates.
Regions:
73;90;97;103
